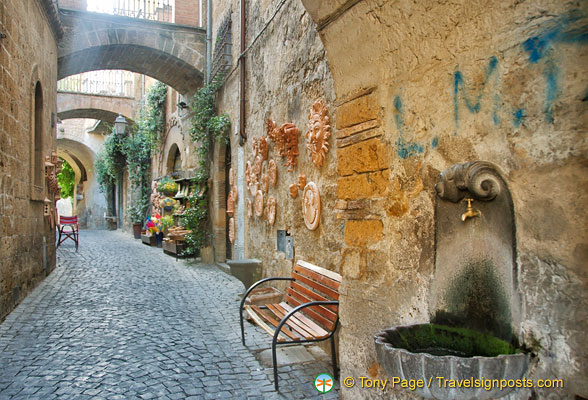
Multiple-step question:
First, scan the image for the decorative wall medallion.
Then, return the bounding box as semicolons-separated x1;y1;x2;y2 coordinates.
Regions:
254;190;264;217
267;118;285;156
259;136;269;161
227;191;235;216
303;182;321;230
249;182;258;197
228;217;235;244
232;185;238;203
289;183;299;199
281;123;299;171
305;99;331;168
298;174;306;190
245;161;252;189
229;167;234;185
268;159;278;186
247;199;253;218
267;196;276;226
261;174;269;194
254;155;263;176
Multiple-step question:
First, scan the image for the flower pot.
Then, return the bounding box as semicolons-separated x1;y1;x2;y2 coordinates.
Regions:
133;223;142;239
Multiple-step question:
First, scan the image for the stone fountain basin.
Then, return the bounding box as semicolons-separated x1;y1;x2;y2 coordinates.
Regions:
374;324;529;400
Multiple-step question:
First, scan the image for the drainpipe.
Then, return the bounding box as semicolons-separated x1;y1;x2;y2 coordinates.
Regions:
206;0;212;84
239;0;246;141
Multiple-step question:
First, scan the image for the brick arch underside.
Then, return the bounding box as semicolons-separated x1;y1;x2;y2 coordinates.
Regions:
58;44;203;94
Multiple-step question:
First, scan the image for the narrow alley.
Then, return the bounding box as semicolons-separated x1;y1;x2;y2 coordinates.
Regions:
0;231;338;399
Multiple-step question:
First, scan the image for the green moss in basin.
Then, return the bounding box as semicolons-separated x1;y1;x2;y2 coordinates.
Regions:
384;324;521;357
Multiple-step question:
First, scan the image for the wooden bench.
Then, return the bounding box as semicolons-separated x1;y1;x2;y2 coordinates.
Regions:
239;260;341;391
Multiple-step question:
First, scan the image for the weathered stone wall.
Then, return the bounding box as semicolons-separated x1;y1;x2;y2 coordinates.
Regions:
301;0;588;398
212;0;337;276
0;0;59;321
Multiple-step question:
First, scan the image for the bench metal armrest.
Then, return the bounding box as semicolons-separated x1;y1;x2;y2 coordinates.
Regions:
239;277;294;314
272;300;339;343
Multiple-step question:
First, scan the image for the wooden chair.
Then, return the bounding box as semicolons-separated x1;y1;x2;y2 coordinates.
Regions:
57;215;79;251
239;260;341;391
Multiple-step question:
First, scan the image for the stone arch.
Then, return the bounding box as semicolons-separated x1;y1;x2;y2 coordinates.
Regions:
166;143;182;175
58;10;206;94
57;92;136;124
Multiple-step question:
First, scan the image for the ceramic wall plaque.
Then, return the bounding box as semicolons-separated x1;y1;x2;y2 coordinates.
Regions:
252;136;259;157
261;174;269;194
228;217;235;244
281;123;299;171
298;174;306;190
259;136;269;161
254;190;264;217
303;182;321;230
289;183;298;199
249;181;258;197
245;161;252;189
305;99;331;168
247;199;253;218
254;155;263;176
266;118;285;156
268;159;278;186
267;196;276;226
229;167;234;185
232;185;238;203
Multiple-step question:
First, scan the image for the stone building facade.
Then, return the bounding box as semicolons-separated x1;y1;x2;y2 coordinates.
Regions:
0;0;61;321
208;0;587;398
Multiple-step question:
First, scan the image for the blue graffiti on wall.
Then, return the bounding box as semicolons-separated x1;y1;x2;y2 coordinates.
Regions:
453;56;500;134
513;108;526;128
522;10;588;123
394;96;424;159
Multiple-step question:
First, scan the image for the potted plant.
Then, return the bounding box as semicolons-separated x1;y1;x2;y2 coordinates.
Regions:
128;204;146;239
161;215;175;235
157;177;179;197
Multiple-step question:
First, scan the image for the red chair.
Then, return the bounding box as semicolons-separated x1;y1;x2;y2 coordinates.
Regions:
57;216;79;251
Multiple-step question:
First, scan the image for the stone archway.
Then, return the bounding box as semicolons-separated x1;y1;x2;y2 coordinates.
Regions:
57;92;136;124
58;9;206;94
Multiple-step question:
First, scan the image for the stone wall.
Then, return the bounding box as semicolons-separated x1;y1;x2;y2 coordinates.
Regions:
0;0;60;321
300;0;588;398
211;0;337;275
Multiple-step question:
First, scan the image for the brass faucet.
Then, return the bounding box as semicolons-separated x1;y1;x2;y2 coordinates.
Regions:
461;198;481;222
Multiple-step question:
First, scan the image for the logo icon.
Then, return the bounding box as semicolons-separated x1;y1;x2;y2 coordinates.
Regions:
314;373;334;393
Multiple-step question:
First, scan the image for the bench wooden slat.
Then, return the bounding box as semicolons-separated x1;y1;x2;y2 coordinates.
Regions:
287;287;338;321
297;260;342;282
249;305;300;341
280;302;329;338
266;304;316;339
290;281;337;312
244;305;289;342
292;272;340;300
294;264;341;292
286;294;335;331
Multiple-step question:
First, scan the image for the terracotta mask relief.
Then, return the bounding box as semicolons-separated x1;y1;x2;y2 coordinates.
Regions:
282;123;299;171
268;159;278;186
227;191;235;217
258;136;269;161
267;196;276;226
303;182;321;231
247;199;253;219
254;190;264;217
305;99;331;169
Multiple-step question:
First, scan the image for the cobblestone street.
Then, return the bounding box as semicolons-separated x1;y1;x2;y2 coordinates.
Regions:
0;231;339;399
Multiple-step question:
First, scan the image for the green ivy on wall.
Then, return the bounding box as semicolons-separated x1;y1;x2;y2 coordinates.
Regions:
181;76;231;256
56;158;75;199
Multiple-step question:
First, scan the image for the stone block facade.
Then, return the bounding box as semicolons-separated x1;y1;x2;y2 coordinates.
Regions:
0;0;60;321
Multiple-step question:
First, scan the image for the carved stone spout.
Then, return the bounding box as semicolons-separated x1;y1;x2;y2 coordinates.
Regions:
435;161;502;203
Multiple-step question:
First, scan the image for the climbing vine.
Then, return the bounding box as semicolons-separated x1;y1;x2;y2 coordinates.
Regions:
94;82;168;222
56;158;75;199
181;76;231;256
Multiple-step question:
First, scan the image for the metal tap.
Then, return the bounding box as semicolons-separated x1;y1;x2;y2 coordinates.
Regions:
461;198;481;222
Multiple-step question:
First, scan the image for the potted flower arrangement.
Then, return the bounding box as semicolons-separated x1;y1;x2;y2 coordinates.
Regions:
161;215;175;235
146;214;164;247
128;204;146;239
157;177;179;197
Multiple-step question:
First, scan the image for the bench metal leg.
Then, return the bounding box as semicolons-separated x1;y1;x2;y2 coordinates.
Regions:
272;336;279;392
240;307;246;346
331;335;339;379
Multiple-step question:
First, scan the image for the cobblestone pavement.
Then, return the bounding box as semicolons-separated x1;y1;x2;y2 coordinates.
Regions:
0;230;339;399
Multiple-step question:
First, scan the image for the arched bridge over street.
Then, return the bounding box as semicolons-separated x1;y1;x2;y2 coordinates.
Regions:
58;8;206;95
57;92;137;123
